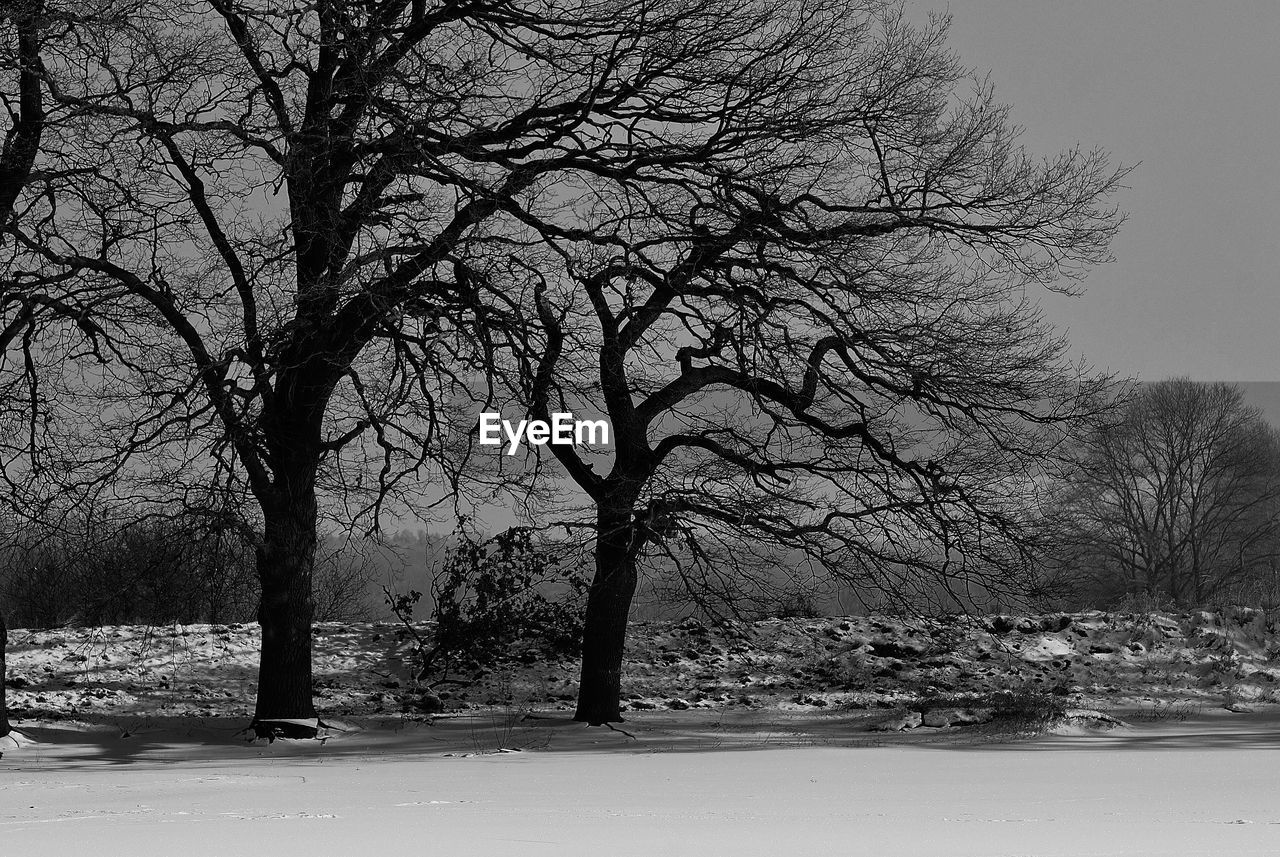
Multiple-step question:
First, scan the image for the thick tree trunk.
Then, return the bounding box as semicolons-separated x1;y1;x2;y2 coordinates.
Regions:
574;508;639;725
0;0;45;230
1;610;10;738
252;488;319;733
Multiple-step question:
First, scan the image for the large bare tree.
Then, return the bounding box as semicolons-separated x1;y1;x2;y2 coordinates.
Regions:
0;0;531;731
478;3;1130;722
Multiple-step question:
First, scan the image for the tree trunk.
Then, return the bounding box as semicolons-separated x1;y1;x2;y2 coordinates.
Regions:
1;610;10;738
575;508;639;725
252;488;319;734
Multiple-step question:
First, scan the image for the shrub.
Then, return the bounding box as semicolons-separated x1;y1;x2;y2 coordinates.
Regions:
388;526;588;686
908;686;1069;733
0;508;258;627
0;502;376;628
768;589;822;620
985;688;1071;732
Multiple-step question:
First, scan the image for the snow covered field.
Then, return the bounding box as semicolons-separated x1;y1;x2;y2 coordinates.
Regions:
5;609;1280;855
6;712;1280;856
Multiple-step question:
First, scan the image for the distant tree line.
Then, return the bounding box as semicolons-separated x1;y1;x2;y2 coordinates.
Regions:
0;500;378;628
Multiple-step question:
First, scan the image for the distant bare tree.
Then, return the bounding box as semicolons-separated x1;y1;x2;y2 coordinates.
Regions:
1047;379;1280;608
311;537;377;622
489;4;1128;722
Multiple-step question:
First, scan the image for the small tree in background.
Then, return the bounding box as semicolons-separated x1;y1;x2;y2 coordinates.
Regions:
1046;379;1280;608
311;536;379;623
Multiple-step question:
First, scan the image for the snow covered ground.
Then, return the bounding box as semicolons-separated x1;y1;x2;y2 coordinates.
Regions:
8;608;1280;721
5;609;1280;855
6;711;1280;856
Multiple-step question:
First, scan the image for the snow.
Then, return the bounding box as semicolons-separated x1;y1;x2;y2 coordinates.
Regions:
8;609;1280;720
5;609;1280;854
5;712;1280;856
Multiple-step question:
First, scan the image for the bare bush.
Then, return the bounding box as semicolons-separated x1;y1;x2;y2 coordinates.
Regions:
387;526;587;689
0;505;258;627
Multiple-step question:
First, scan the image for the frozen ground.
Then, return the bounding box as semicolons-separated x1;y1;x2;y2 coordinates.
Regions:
8;608;1280;720
5;609;1280;854
5;711;1280;856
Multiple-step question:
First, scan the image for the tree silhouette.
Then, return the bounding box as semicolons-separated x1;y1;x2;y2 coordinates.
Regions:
488;3;1128;722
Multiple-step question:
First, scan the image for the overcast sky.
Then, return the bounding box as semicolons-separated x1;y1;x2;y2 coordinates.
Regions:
912;1;1280;382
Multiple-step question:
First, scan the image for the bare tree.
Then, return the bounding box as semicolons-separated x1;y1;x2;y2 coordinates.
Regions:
1046;379;1280;609
469;4;1133;722
311;536;377;622
0;0;1117;733
0;0;483;732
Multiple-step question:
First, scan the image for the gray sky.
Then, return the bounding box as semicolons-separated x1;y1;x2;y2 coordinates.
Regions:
914;1;1280;382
